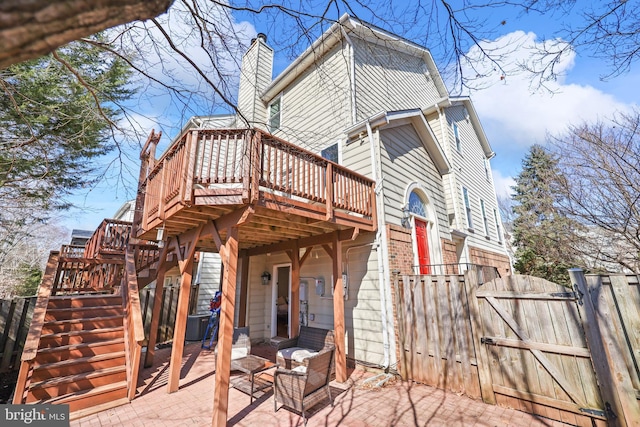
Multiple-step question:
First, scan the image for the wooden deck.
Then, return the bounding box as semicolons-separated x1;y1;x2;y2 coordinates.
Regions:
134;128;376;250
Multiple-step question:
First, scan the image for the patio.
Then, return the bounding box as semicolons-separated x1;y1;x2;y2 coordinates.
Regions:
70;342;572;427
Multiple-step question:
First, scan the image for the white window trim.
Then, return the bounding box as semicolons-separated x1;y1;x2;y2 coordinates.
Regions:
494;208;503;243
268;94;282;132
462;186;473;231
480;199;489;238
453;122;462;154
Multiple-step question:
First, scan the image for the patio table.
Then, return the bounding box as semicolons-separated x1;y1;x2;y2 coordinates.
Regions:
230;354;276;403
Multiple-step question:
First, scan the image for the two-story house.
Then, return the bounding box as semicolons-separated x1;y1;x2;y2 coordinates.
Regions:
131;14;511;422
157;13;510;368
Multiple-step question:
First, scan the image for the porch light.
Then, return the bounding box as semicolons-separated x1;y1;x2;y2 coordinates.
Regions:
401;204;411;228
156;226;165;248
261;271;271;285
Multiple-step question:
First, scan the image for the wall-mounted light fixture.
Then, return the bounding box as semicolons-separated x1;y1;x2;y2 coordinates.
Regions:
401;204;411;228
156;225;165;248
261;271;272;286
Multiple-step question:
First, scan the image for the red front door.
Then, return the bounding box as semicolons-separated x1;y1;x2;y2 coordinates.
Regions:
415;219;431;274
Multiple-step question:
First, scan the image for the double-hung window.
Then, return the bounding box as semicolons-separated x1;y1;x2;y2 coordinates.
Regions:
462;187;473;229
268;97;281;132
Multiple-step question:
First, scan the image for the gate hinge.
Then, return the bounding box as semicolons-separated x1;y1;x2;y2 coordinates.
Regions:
572;285;584;306
579;407;606;417
480;337;495;345
549;292;578;299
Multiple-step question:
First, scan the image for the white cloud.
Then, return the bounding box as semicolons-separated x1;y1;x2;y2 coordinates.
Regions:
491;169;515;199
465;31;632;149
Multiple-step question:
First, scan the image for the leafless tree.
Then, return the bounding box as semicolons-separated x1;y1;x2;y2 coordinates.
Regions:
550;110;640;273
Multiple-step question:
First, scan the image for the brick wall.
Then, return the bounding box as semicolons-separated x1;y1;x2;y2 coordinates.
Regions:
387;224;414;275
469;246;512;277
441;238;457;266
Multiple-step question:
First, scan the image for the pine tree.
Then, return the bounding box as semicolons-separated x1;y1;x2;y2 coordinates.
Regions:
511;145;583;285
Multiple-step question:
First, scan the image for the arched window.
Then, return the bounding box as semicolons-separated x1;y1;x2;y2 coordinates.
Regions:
408;191;426;218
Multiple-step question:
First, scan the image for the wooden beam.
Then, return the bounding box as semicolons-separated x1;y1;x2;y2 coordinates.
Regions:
332;233;347;382
145;242;170;368
245;228;362;257
290;242;300;337
212;226;239;426
299;247;313;267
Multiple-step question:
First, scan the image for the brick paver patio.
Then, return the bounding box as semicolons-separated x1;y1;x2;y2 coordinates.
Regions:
71;342;572;427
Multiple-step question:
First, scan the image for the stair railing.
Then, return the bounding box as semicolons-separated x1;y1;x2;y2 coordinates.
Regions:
121;247;145;400
12;251;59;404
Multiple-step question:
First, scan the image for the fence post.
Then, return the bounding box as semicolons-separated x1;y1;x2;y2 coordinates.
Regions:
569;268;639;427
463;269;496;404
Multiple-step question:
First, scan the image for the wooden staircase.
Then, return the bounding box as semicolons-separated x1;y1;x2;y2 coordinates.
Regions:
25;294;128;413
13;220;159;420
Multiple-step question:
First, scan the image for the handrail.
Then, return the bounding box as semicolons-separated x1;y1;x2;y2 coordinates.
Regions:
84;219;132;259
122;247;145;400
13;251;59;404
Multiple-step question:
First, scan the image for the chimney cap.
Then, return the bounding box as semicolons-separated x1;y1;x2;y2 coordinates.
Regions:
257;33;267;43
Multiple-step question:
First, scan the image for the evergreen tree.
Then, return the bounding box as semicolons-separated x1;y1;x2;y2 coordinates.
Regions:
0;38;134;292
511;145;583;285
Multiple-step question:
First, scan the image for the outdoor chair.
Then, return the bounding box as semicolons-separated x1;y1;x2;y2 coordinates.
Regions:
276;326;334;370
214;326;251;362
273;348;334;425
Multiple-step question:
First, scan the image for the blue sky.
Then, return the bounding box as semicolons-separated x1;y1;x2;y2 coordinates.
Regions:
60;1;639;234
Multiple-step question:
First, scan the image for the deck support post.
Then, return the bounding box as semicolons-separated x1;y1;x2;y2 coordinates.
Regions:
332;234;346;382
212;226;239;427
287;241;300;337
167;225;203;393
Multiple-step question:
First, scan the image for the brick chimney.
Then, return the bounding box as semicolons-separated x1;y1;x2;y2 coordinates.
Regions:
237;33;273;129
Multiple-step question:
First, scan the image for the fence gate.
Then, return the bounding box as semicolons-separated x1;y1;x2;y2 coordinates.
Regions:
472;274;607;427
395;275;482;399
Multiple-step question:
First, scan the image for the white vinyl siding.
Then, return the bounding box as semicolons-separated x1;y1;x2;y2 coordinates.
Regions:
247;235;386;367
445;103;504;253
237;40;273;127
263;43;352;153
353;38;442;120
379;124;449;238
195;252;222;314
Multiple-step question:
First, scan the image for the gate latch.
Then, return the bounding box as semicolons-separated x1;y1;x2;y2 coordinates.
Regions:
480;337;495;345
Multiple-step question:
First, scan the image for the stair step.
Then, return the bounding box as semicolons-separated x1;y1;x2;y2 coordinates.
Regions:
42;315;124;334
39;326;124;348
35;338;125;364
28;365;127;400
48;294;120;309
34;381;129;414
33;351;126;381
45;305;123;321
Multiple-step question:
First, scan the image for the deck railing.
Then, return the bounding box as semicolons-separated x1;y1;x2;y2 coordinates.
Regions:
139;129;375;233
84;219;132;259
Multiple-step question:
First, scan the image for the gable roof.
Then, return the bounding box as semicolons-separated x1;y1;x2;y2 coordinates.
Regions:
261;14;449;101
346;109;451;175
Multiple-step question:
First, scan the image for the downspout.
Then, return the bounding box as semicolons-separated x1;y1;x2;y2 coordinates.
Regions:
340;27;357;124
366;119;392;371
